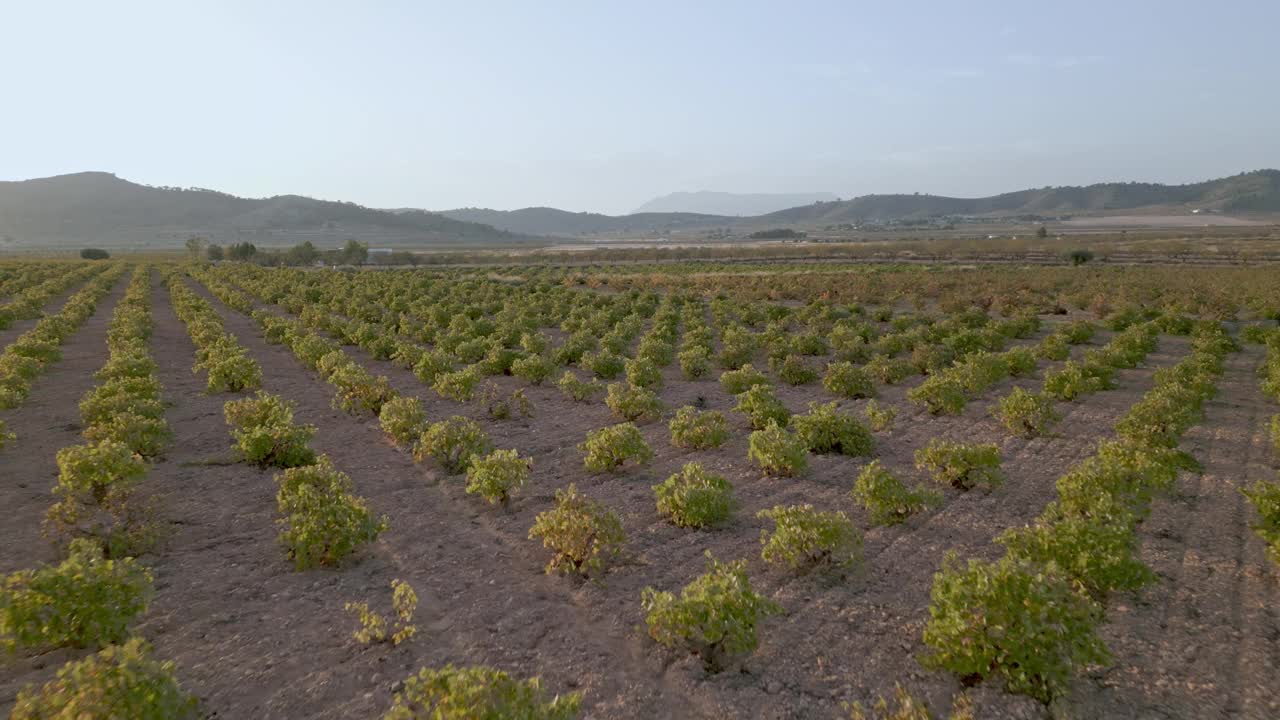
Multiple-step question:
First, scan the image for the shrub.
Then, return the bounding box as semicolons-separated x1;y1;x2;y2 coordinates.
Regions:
774;354;818;385
328;364;397;415
1036;333;1070;361
757;504;861;571
412;349;454;385
224;392;316;468
54;441;146;505
82;412;171;458
557;370;604;402
719;364;769;395
1242;479;1280;563
993;388;1061;437
1043;361;1114;401
1004;346;1038;377
432;366;482;402
653;463;734;528
846;684;934;720
865;354;913;384
624;356;663;390
346;579;418;646
641;553;781;672
823;361;876;399
414;416;493;474
275;457;387;569
0;420;13;449
605;382;663;423
465;449;532;504
384;665;580;720
202;350;262;393
915;439;1004;491
0;539;152;652
79;248;110;260
862;400;897;432
511;354;555;385
580;423;653;472
668;406;729;450
921;554;1108;702
907;376;968;415
11;638;198;720
582;350;625;379
790;402;873;457
747;421;808;477
998;505;1153;598
528;484;625;577
378;396;427;447
852;461;941;525
734;384;790;430
678;346;712;379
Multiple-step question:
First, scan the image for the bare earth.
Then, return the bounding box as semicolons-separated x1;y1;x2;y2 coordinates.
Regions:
1;274;1277;719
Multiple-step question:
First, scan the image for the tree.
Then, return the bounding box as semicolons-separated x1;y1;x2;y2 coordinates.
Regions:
227;242;258;261
185;235;206;261
206;244;225;261
79;248;110;260
285;241;320;266
1036;226;1049;239
341;239;368;266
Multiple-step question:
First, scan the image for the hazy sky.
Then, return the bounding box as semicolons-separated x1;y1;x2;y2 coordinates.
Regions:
4;1;1278;214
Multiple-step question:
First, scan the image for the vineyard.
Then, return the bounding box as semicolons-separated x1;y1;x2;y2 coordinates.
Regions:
1;258;1278;719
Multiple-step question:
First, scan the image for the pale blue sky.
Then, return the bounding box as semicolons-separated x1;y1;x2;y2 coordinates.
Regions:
4;1;1277;214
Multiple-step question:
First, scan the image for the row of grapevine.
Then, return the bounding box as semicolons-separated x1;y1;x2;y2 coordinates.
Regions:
1242;327;1280;562
0;262;103;330
0;265;125;446
3;265;202;717
918;321;1234;703
164;271;262;392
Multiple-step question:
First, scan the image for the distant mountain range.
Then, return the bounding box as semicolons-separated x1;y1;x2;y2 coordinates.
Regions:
632;191;840;216
1;170;1276;251
0;172;528;250
755;170;1280;225
436;207;733;236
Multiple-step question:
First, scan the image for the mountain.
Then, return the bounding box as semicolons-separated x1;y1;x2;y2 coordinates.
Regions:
633;191;840;216
755;170;1280;225
437;206;733;237
0;172;531;250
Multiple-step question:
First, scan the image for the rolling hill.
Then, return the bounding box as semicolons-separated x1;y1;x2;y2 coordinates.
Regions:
0;172;531;250
437;206;733;236
633;190;839;216
755;170;1280;225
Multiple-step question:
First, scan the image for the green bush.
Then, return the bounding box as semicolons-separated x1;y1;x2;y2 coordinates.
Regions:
275;457;387;569
582;350;625;380
998;504;1153;598
757;504;861;571
668;406;729;450
528;484;625;578
747;421;808;477
224;392;317;468
921;554;1108;702
54;441;146;504
414;416;493;474
378;396;428;447
0;420;13;449
82;412;171;458
11;638;198;720
465;449;532;504
862;400;896;432
624;356;663;390
823;361;876;399
907;376;968;415
678;346;712;379
845;684;935;720
719;364;769;395
1243;479;1280;563
864;354;913;385
774;354;818;385
993;387;1061;437
556;370;604;402
432;366;482;402
580;423;654;472
1043;361;1115;401
412;348;454;385
512;354;555;385
1;539;151;652
384;664;580;720
734;384;790;430
605;382;663;423
641;552;780;672
790;401;873;457
653;463;735;528
915;439;1004;491
852;461;941;525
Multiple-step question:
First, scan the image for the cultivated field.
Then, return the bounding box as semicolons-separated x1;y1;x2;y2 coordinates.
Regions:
1;258;1278;719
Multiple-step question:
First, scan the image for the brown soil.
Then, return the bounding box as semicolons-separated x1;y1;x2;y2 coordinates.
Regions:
2;274;1274;719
